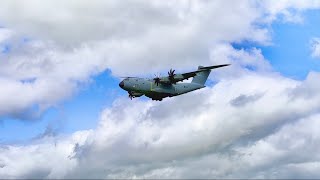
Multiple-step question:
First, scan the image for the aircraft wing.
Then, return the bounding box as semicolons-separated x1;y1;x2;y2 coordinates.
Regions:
198;64;231;70
155;64;230;84
180;70;202;79
179;64;231;81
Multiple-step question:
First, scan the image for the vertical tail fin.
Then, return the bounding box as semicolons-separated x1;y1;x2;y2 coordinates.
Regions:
191;66;211;85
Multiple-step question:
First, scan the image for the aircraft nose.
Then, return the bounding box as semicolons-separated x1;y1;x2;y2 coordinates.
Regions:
119;81;124;88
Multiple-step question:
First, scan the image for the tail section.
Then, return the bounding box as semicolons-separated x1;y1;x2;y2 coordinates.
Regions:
191;64;230;85
191;66;211;85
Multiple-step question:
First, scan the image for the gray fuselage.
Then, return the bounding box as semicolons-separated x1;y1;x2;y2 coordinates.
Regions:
118;64;230;101
119;78;205;100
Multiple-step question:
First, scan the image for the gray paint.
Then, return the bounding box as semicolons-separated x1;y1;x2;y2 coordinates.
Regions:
119;64;230;101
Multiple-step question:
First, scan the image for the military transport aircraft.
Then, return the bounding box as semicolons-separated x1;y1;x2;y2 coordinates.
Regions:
119;64;230;101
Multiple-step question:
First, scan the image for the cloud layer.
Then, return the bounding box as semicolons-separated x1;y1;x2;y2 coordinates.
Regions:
0;0;270;118
2;0;319;118
1;71;320;178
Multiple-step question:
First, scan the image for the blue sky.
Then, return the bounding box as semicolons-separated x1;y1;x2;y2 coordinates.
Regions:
262;10;320;79
0;9;319;143
0;70;122;142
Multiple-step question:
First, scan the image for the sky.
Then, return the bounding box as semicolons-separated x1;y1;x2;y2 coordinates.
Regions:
0;0;320;178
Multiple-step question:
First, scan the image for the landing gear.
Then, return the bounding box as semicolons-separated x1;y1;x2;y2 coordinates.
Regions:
128;92;144;100
128;92;135;100
152;98;163;101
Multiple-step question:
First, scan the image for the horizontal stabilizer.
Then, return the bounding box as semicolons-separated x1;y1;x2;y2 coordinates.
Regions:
198;64;230;70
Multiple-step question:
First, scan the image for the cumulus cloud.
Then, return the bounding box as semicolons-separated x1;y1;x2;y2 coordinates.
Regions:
236;114;320;178
0;0;317;118
0;0;268;45
0;0;271;118
0;130;91;178
259;0;320;23
1;71;320;178
0;40;273;119
0;40;111;118
311;38;320;58
0;0;272;72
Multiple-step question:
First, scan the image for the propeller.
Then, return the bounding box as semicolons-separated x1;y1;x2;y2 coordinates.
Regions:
153;73;161;86
168;68;176;83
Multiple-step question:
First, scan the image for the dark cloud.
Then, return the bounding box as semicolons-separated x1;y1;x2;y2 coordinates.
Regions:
230;93;264;107
33;125;59;140
23;168;51;179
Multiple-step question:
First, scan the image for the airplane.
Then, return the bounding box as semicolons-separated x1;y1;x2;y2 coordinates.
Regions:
119;64;230;101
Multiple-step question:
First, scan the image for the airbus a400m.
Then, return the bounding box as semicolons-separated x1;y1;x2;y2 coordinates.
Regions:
119;64;230;101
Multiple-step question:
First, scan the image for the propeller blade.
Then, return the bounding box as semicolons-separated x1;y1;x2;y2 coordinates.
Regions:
167;68;176;84
153;73;161;86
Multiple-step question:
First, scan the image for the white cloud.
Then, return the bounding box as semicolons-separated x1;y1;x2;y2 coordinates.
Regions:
0;28;12;43
236;114;320;178
208;43;273;79
0;0;267;45
0;41;110;118
0;40;273;118
0;130;91;178
0;0;318;119
0;0;271;118
1;71;320;178
0;0;318;118
259;0;320;23
311;38;320;58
